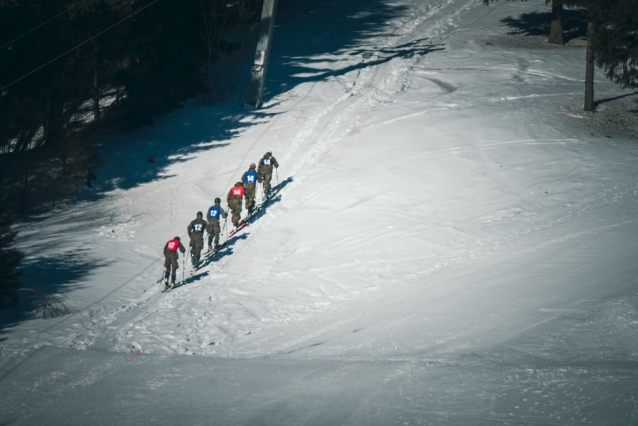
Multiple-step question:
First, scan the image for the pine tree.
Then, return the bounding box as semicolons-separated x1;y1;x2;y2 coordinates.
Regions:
590;0;638;89
1;0;259;211
483;0;637;111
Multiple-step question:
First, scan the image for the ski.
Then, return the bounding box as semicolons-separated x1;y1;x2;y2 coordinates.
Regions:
206;241;226;253
248;203;264;218
228;220;247;238
245;194;271;221
161;279;186;292
205;242;226;257
253;188;279;213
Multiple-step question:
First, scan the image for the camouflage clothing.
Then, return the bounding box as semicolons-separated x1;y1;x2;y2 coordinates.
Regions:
206;204;227;247
242;170;257;212
164;240;186;279
227;186;244;226
187;218;207;263
244;184;256;212
258;154;279;192
228;207;242;226
207;219;222;247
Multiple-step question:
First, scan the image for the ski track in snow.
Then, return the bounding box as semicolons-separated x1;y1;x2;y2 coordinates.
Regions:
6;0;636;359
56;0;480;357
50;0;637;360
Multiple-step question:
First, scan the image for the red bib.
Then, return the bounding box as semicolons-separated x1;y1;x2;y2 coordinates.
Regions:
166;239;180;251
231;186;245;197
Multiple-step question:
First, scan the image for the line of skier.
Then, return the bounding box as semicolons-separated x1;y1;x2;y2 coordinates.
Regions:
162;151;279;289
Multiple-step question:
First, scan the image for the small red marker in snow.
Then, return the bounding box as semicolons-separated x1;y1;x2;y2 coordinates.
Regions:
126;351;143;364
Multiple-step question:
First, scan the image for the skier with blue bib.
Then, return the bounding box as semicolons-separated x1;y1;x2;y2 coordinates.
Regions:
242;163;259;214
206;198;228;251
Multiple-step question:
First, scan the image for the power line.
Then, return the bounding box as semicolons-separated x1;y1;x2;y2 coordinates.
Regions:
1;0;162;93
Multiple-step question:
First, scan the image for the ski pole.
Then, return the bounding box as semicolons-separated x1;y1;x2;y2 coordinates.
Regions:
221;217;227;243
182;256;185;284
276;167;279;185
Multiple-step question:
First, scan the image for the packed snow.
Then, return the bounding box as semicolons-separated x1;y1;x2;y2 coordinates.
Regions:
2;0;638;424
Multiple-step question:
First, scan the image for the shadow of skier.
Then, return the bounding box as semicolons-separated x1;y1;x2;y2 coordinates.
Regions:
200;233;249;268
249;177;293;224
173;271;210;289
198;177;293;269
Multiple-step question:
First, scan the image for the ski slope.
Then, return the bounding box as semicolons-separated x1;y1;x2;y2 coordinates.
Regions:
2;0;638;424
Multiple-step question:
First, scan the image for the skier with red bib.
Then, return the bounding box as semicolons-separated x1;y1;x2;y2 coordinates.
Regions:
227;181;245;228
163;236;185;288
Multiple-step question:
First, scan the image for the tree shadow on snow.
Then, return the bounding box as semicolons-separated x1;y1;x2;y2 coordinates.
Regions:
594;91;638;108
265;0;443;100
500;9;587;43
21;0;438;206
7;0;433;318
85;107;282;196
55;0;430;204
0;249;111;340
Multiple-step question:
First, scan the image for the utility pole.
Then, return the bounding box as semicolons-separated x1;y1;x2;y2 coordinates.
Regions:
247;0;278;108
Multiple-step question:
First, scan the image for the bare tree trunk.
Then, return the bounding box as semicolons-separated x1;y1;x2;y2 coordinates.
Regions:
584;19;595;111
548;0;565;45
93;68;100;121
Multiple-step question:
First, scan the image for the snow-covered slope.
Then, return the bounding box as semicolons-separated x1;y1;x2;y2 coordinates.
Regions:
2;0;638;424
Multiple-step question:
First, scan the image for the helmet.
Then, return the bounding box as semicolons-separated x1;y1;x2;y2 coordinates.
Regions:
197;211;203;217
174;236;180;241
249;163;256;168
236;181;243;186
214;197;221;203
265;151;272;156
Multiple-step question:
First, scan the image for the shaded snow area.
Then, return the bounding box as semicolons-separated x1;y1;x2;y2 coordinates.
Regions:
2;0;638;424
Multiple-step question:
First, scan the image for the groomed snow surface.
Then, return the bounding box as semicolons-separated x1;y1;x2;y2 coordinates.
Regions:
2;0;638;424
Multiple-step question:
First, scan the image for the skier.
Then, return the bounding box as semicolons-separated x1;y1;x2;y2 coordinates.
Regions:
206;197;228;251
187;211;207;267
227;181;245;228
257;150;279;196
242;163;259;214
163;236;185;288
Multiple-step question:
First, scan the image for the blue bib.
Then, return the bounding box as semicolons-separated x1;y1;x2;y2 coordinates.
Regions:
244;171;258;184
208;206;221;219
